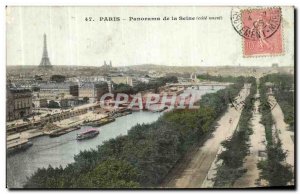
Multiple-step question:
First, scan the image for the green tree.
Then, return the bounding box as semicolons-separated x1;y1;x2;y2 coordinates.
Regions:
78;159;140;188
113;83;134;95
256;75;294;186
48;100;60;108
50;75;66;83
24;165;64;188
83;97;89;103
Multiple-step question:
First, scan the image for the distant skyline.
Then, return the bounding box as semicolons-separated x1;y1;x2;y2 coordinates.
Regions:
6;6;294;67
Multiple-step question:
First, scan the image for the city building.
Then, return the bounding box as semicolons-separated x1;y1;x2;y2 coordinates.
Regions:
78;82;96;102
148;70;166;78
60;96;79;108
135;77;150;84
67;76;107;83
39;82;78;100
32;99;39;108
78;82;109;103
189;73;198;82
102;60;113;68
39;99;48;108
6;85;33;121
111;76;133;86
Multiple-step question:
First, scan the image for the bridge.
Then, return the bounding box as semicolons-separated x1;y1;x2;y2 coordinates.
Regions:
167;82;232;87
165;82;232;90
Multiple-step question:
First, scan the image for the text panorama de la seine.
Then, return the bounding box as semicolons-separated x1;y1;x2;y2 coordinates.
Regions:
85;16;223;22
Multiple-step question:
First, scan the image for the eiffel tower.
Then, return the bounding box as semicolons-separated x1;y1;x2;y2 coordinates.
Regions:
39;33;52;68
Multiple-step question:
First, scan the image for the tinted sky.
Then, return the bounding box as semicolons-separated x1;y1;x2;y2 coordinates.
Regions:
6;6;294;67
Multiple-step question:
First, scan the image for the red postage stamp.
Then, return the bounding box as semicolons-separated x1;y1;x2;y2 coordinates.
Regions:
231;7;283;57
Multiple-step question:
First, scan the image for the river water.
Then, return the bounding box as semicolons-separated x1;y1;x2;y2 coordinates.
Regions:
7;85;225;188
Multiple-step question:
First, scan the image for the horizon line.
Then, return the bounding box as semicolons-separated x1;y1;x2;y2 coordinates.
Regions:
6;64;293;68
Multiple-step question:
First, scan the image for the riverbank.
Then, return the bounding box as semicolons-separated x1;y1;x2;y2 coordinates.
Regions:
7;111;163;188
6;107;134;150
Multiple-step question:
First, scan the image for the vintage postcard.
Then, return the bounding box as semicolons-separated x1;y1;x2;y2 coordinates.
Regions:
6;6;295;189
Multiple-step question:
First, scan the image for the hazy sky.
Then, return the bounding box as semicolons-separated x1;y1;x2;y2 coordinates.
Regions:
6;6;294;67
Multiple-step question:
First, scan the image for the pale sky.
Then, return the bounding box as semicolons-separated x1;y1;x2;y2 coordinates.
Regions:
6;6;294;67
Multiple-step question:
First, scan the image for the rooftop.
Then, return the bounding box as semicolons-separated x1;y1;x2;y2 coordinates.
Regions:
40;82;78;89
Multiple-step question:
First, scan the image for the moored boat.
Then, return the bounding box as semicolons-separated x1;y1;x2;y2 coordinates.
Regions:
7;139;33;155
49;126;81;138
49;130;68;138
76;128;99;140
90;118;115;127
151;106;168;113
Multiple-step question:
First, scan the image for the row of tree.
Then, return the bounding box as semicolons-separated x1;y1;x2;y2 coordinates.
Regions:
213;77;256;187
257;75;293;186
197;74;244;83
112;76;178;95
24;76;246;188
259;74;294;131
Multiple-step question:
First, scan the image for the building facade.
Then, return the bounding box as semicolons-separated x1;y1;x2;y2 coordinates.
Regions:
39;82;78;100
79;82;109;103
79;82;96;101
6;87;33;121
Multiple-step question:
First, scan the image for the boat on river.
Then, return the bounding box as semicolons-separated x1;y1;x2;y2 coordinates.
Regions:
49;130;68;138
90;117;115;127
76;128;99;140
7;138;33;155
151;106;168;113
49;126;81;138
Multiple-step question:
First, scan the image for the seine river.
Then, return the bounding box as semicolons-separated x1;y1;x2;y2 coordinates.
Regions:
7;85;225;188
